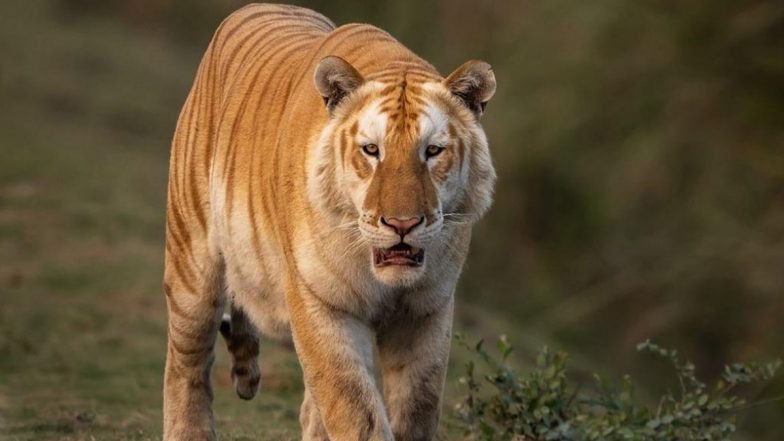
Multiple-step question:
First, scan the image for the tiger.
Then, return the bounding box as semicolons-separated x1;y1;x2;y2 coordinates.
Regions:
162;3;496;440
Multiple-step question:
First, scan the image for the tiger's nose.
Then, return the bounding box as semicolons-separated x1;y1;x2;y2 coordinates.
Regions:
381;216;424;237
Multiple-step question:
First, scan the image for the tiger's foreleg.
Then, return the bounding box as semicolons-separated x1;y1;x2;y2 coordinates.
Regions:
377;298;454;441
162;249;225;441
219;303;261;400
289;284;394;441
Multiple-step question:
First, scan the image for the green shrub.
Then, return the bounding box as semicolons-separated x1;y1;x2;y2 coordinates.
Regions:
454;335;781;441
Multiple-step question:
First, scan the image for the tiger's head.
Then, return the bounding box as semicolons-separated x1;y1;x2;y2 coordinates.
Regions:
307;56;496;286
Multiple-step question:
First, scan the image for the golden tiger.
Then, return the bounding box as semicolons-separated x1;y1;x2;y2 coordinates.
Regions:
162;3;496;440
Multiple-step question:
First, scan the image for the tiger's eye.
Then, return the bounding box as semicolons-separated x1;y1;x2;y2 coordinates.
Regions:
425;145;445;159
362;144;379;157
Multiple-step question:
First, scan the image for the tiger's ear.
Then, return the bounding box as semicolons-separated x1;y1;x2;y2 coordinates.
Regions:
444;60;496;117
314;56;364;113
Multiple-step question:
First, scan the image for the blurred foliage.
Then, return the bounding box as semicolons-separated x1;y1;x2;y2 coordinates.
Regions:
2;0;783;438
455;335;781;440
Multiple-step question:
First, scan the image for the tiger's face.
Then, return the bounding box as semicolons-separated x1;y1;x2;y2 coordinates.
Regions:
309;57;496;286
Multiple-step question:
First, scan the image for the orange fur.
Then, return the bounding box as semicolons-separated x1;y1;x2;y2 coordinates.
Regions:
163;4;496;440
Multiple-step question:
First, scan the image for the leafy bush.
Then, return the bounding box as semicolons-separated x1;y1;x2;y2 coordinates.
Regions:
454;335;781;441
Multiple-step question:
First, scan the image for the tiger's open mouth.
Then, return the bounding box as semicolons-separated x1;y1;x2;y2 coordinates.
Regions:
373;243;425;267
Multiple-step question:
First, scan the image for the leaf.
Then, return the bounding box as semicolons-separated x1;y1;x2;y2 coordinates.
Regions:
498;334;514;360
454;334;780;441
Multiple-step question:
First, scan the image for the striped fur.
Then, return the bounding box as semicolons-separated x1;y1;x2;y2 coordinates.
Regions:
162;4;496;440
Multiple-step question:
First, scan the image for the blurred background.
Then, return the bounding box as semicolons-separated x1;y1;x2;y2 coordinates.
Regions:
1;0;782;439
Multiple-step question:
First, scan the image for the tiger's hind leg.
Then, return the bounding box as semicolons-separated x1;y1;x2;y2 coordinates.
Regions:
219;304;261;400
162;250;225;441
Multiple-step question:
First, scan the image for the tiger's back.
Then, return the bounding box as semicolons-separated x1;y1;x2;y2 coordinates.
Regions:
166;3;336;274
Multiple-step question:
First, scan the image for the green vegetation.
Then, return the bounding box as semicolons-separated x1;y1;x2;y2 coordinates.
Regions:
1;0;782;439
455;336;781;441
